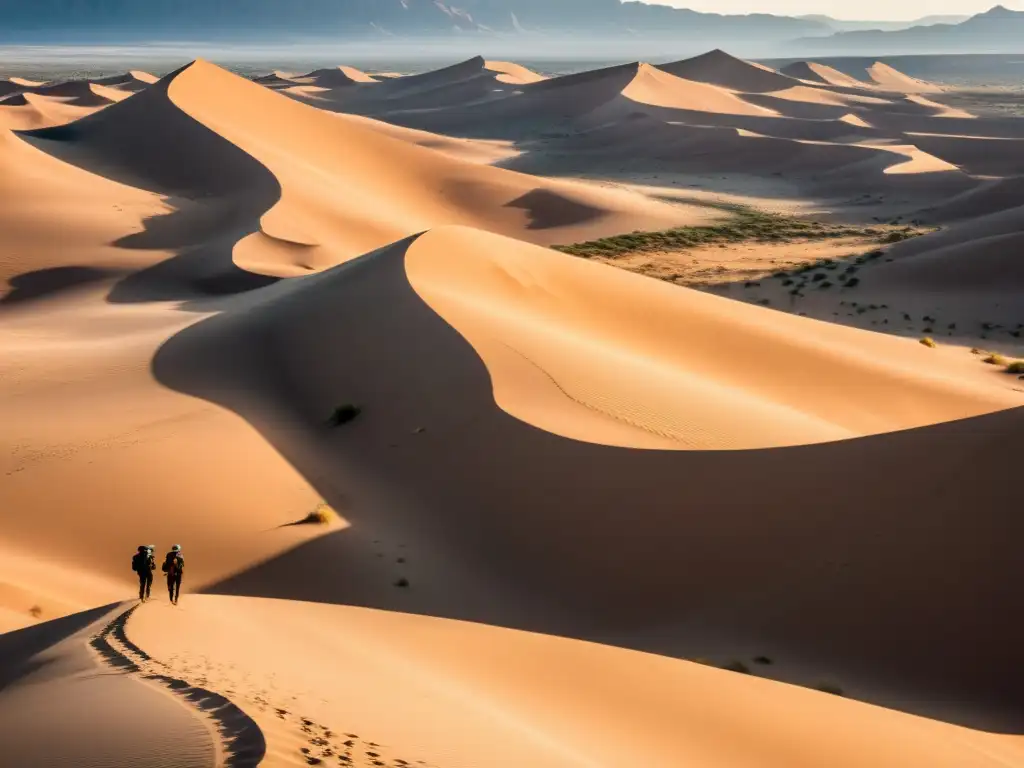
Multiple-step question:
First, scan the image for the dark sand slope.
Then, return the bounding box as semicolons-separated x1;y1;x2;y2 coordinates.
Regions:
152;226;1022;729
0;604;219;767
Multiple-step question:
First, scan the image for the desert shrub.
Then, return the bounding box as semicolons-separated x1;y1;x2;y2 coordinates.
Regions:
297;503;333;525
1006;362;1024;374
28;605;42;619
920;337;936;348
883;230;916;243
328;404;361;427
984;354;1008;366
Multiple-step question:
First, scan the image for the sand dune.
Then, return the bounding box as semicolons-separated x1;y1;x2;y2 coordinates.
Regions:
294;64;379;86
905;93;975;118
251;70;300;87
2;47;1024;766
0;92;106;130
868;62;942;94
323;54;1007;222
6;597;1023;766
658;49;803;93
781;61;870;88
508;112;972;211
18;80;130;107
23;60;703;270
925;175;1024;221
903;132;1024;176
0;80;21;98
0;605;219;766
875;202;1024;296
484;59;547;84
148;223;1022;728
617;62;778;116
404;226;1013;448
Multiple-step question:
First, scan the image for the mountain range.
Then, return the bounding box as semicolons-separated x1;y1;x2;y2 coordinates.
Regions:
0;1;1020;55
799;6;1024;53
798;14;972;34
0;0;828;43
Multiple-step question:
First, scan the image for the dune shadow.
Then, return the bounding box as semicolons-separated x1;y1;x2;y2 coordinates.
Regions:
0;603;119;692
151;232;1024;731
1;266;125;306
505;188;606;229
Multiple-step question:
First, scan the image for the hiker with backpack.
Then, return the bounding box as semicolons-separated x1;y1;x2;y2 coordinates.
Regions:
162;544;184;605
131;545;155;602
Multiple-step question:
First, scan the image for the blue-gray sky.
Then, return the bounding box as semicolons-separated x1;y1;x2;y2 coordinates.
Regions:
648;0;1021;20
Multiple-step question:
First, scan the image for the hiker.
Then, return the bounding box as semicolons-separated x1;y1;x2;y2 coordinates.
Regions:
131;545;155;602
162;544;185;605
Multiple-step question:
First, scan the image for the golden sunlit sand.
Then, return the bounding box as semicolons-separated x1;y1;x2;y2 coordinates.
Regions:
1;48;1022;767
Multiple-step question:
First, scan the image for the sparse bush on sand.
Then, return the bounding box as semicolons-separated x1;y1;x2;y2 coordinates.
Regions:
1005;361;1024;374
552;210;928;260
920;337;936;348
28;605;42;619
328;404;361;427
296;503;334;525
984;353;1008;366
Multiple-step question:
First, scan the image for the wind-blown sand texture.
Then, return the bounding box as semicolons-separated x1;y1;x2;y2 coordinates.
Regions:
1;50;1022;766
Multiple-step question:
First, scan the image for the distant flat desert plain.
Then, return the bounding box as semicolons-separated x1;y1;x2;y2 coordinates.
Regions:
0;49;1022;768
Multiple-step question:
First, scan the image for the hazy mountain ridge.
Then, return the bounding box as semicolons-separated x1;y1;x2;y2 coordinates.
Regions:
0;0;828;43
800;5;1024;53
798;14;972;34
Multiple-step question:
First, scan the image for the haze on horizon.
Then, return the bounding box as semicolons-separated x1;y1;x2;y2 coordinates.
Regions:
649;0;1023;20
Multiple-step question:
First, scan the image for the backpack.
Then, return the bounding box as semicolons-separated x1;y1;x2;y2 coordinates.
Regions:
163;553;184;577
132;552;146;573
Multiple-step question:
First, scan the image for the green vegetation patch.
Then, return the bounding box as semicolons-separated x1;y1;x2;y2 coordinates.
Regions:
552;209;927;260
